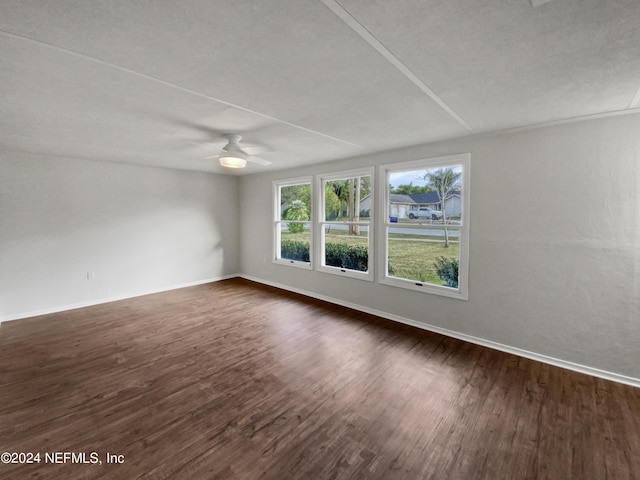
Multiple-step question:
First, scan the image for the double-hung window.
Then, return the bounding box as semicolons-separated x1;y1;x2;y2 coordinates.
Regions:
318;169;373;279
379;154;469;299
274;178;312;269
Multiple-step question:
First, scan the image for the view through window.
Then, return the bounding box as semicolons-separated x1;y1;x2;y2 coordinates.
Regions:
273;154;469;299
383;155;468;297
320;172;372;277
274;180;312;267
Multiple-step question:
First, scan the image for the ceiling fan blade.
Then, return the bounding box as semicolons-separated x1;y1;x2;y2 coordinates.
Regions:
166;118;228;140
189;140;228;149
203;154;221;160
246;156;272;166
242;145;272;155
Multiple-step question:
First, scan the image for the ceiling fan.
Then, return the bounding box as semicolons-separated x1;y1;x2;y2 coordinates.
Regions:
203;134;272;169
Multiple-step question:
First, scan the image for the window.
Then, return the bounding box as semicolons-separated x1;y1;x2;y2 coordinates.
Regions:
318;170;373;279
274;178;312;269
379;154;469;299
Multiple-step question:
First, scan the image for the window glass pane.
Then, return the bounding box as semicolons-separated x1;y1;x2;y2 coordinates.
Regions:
383;155;468;297
324;224;368;272
275;179;312;268
387;228;460;288
280;184;311;222
279;223;311;262
388;166;462;225
324;176;371;222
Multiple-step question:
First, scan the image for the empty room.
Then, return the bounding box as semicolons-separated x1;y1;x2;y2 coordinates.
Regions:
1;1;639;479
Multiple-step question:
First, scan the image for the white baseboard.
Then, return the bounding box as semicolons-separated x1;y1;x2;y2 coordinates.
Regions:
0;275;236;323
240;274;640;389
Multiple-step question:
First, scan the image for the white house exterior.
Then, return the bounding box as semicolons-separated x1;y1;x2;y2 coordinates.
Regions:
361;192;461;219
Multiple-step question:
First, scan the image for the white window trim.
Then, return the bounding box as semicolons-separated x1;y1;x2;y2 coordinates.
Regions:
273;177;313;270
376;154;470;300
316;168;374;281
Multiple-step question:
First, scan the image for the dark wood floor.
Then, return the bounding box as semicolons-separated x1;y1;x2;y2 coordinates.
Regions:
1;278;638;480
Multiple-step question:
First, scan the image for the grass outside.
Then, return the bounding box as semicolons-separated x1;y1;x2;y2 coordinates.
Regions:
388;238;459;285
282;230;459;286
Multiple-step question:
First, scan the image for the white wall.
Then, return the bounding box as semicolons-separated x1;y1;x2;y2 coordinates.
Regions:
0;152;239;320
239;113;640;382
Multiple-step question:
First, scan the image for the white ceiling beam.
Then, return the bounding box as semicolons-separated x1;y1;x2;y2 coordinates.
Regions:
0;29;365;150
320;0;474;134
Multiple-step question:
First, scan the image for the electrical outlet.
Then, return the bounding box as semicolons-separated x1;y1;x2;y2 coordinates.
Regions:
86;271;95;280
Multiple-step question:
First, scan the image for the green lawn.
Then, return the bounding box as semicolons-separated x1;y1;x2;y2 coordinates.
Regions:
387;237;459;285
281;230;459;286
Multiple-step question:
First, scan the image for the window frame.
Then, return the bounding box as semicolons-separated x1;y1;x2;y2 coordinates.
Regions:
273;177;313;270
377;153;470;300
316;168;374;281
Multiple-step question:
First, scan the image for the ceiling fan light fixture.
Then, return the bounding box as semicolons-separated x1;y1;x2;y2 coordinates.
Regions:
219;151;247;169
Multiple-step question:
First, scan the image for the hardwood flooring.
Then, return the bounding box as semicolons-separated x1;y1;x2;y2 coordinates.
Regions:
1;278;638;479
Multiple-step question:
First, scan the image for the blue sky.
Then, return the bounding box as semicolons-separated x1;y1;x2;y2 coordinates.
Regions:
389;170;427;188
389;166;462;188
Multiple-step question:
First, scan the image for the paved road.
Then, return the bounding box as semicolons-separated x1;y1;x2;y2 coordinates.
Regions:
289;223;461;238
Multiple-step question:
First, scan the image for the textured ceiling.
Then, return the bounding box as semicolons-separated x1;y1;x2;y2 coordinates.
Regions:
1;0;639;174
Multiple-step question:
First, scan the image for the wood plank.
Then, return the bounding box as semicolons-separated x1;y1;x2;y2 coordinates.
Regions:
1;278;638;479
